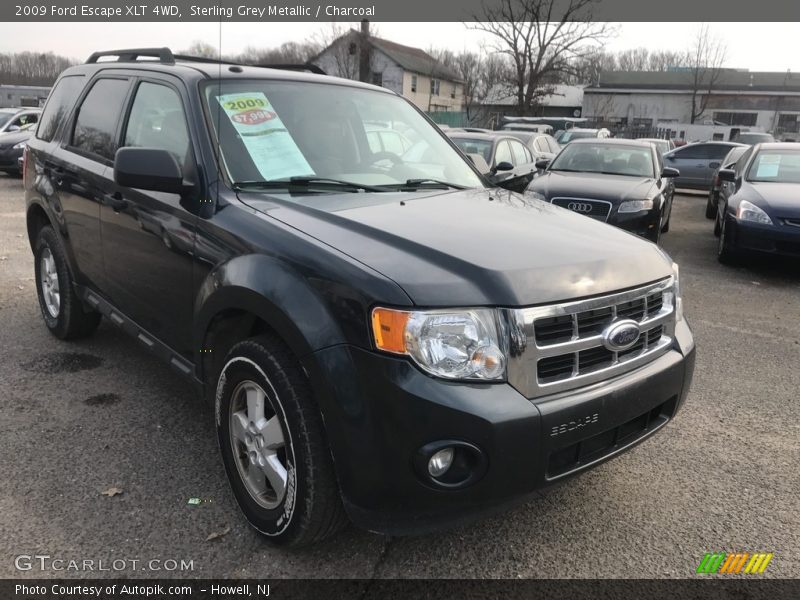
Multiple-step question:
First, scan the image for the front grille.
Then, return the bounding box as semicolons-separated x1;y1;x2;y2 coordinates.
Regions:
550;197;612;221
546;397;676;479
506;278;676;398
783;218;800;228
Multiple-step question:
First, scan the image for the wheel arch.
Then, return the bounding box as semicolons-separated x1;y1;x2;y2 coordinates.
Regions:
194;254;349;391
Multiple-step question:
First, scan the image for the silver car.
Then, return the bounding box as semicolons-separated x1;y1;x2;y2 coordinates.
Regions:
663;141;745;189
0;108;41;135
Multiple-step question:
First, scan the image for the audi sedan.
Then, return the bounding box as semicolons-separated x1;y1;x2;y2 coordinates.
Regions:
715;143;800;263
526;139;679;243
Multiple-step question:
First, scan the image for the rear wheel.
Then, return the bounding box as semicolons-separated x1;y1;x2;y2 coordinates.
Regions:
705;191;717;219
34;226;101;339
215;335;347;546
717;215;739;265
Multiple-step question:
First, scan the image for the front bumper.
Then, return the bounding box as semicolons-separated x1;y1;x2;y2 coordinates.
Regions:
303;318;695;535
730;217;800;257
611;208;662;238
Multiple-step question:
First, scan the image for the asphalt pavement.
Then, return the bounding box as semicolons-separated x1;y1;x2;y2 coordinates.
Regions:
1;174;797;579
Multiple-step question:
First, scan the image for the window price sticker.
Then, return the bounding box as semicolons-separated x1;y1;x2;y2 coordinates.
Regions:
217;92;312;181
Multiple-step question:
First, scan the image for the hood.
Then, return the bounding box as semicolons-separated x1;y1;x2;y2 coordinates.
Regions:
529;171;657;203
0;129;32;146
745;182;800;215
238;187;673;307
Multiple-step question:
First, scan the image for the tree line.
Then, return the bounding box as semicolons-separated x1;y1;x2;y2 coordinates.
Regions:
0;52;77;86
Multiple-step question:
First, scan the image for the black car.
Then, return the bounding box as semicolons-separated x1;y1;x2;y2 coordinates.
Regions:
24;47;695;546
705;146;748;219
447;131;538;192
0;123;35;175
527;139;679;243
715;143;800;263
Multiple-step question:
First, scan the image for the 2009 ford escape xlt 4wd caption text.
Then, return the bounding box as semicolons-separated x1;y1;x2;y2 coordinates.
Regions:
24;48;695;546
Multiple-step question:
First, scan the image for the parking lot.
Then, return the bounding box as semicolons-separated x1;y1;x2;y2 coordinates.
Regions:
0;172;797;579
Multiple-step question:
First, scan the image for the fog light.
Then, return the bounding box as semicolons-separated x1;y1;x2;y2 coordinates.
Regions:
427;448;454;478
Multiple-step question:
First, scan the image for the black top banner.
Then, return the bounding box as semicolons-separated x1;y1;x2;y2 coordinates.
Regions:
4;0;800;22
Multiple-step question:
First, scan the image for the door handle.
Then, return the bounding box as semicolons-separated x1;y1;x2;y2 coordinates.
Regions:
104;192;127;212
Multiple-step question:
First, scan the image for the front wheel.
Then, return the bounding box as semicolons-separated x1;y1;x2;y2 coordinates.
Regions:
717;216;739;265
34;226;101;339
215;335;347;546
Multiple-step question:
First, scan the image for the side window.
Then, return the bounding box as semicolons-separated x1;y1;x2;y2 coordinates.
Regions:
495;140;512;166
123;82;190;161
71;78;130;161
16;113;38;127
534;138;547;153
37;75;86;142
547;136;560;153
673;145;708;160
366;131;382;153
708;144;734;160
509;140;528;165
734;148;752;177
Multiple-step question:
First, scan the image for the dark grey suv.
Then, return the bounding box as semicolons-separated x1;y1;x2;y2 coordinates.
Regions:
23;47;695;546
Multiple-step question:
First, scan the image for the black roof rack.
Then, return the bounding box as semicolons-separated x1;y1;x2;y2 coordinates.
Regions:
86;47;175;64
85;47;326;75
255;63;326;75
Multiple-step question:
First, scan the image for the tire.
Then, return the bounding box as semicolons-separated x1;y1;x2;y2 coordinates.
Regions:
717;215;739;265
705;191;717;219
646;209;663;244
661;207;671;233
215;335;347;546
34;226;101;340
713;205;722;237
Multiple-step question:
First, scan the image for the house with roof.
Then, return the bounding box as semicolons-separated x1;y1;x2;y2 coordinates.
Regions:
311;25;464;113
582;70;800;140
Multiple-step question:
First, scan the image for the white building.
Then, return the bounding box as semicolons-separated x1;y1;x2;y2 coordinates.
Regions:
312;29;464;113
583;70;800;140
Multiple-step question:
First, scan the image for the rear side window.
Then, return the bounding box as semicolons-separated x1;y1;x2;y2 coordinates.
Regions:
495;140;512;165
72;78;130;161
36;75;85;142
510;140;530;165
673;145;709;160
708;145;736;160
123;82;190;161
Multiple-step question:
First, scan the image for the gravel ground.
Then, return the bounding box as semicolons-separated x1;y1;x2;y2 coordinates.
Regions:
0;173;797;579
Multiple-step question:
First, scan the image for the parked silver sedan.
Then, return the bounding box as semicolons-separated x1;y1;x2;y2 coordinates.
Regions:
663;141;745;189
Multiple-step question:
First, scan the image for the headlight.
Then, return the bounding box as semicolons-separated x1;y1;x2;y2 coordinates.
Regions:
618;199;654;213
737;200;772;225
671;262;684;322
371;307;506;381
12;141;26;150
524;190;546;202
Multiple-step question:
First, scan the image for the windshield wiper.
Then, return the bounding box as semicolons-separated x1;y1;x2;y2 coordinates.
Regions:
233;177;385;193
382;178;468;190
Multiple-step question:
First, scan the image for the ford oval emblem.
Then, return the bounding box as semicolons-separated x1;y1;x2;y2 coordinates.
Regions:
601;319;641;352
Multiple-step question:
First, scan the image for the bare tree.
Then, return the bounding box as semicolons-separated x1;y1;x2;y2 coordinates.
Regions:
569;50;616;85
471;0;614;115
687;24;727;123
0;51;76;86
616;47;650;71
181;41;220;59
648;50;689;72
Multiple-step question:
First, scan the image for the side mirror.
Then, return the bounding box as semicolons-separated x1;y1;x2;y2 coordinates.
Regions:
661;167;680;178
6;125;20;133
664;153;675;160
492;161;513;174
718;168;736;182
535;158;550;170
114;147;187;194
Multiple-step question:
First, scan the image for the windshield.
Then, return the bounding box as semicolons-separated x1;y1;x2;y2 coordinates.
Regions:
549;142;655;177
746;150;800;183
450;138;494;164
559;130;596;143
737;133;775;144
203;80;483;191
0;113;14;128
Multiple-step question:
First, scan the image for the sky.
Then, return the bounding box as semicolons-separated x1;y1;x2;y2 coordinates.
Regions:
1;22;799;73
